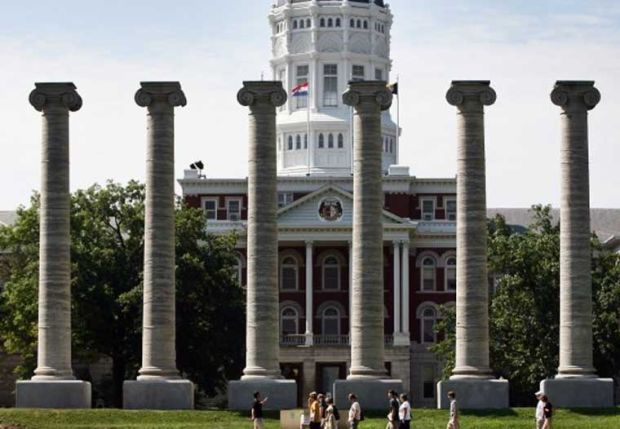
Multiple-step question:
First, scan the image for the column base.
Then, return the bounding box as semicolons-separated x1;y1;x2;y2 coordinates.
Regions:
333;379;403;410
228;378;297;410
540;377;614;408
123;379;194;409
392;332;410;347
16;380;91;408
437;378;509;409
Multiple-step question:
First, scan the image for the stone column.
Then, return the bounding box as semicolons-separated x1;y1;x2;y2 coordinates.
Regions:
334;81;402;410
400;240;410;340
305;241;314;346
392;241;401;335
228;81;296;410
16;83;91;409
437;81;508;409
540;81;613;407
124;82;193;410
348;240;353;334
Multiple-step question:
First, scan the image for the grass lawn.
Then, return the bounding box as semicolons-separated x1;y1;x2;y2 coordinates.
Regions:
0;408;619;429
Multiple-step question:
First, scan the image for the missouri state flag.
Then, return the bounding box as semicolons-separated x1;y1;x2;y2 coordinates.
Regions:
291;81;309;97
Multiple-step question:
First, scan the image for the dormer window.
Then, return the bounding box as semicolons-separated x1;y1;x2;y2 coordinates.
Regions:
226;198;242;221
421;198;435;221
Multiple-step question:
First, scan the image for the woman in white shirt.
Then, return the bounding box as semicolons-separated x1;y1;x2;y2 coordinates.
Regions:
398;394;411;429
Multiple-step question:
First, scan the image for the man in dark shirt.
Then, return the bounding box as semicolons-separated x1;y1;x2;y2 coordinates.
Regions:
387;389;400;429
251;391;268;429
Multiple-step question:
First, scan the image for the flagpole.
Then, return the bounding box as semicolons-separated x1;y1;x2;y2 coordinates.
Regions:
306;83;311;176
396;74;400;165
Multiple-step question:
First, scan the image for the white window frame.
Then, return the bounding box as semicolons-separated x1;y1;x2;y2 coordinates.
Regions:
202;197;219;221
418;305;438;344
321;306;341;336
280;306;299;336
278;192;294;208
421;257;436;292
225;197;242;221
280;256;299;291
420;197;436;221
323;63;338;107
296;64;309;109
322;256;341;291
445;197;457;221
352;64;365;81
445;256;457;292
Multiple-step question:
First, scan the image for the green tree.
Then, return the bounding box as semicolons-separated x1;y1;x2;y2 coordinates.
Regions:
432;205;620;406
0;181;245;407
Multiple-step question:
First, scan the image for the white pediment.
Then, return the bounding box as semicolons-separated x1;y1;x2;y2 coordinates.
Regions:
277;184;407;227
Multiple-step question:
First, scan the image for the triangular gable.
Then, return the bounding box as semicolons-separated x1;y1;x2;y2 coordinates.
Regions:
277;184;408;226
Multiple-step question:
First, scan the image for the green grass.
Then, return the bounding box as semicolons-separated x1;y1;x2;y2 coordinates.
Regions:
0;408;619;429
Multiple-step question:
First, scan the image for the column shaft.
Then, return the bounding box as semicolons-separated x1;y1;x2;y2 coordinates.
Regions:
238;82;287;379
392;242;401;334
305;241;314;345
401;241;410;336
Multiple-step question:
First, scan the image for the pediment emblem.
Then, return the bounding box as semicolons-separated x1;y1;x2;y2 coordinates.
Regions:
318;197;343;222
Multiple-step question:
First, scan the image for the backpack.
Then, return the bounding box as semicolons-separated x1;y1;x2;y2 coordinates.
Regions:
332;405;340;421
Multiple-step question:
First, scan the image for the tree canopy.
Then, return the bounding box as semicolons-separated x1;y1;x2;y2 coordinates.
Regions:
432;205;620;405
0;181;245;407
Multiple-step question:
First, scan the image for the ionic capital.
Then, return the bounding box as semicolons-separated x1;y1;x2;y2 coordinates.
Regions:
550;81;600;112
446;80;496;112
29;82;82;112
342;81;392;112
135;81;186;109
237;81;287;108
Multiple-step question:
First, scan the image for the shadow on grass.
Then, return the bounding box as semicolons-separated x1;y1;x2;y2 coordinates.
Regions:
563;407;620;416
460;409;519;417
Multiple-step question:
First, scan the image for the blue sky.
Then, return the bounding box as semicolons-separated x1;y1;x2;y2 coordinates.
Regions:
0;0;619;208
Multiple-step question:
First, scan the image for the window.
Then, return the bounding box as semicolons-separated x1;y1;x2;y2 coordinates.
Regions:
306;18;311;28
445;257;456;291
233;255;243;287
421;257;436;291
323;64;338;107
296;135;301;150
352;65;365;81
318;133;324;148
280;256;298;290
293;20;298;29
328;134;334;148
296;65;309;109
375;68;383;81
322;306;340;335
336;18;341;27
278;192;294;208
420;306;437;343
363;20;368;29
356;19;361;28
281;307;299;336
422;365;435;399
350;18;355;27
389;139;394;153
288;136;293;150
323;256;340;290
446;198;457;221
338;133;344;148
384;137;388;152
328;18;333;27
278;69;286;111
203;198;218;220
320;18;325;27
421;198;435;220
304;134;308;149
300;19;305;29
226;199;242;221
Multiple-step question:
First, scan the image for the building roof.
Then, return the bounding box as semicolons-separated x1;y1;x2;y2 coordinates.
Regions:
276;0;385;6
487;208;620;243
0;211;17;227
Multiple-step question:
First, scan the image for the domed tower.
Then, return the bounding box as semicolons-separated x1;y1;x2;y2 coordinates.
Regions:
270;0;398;176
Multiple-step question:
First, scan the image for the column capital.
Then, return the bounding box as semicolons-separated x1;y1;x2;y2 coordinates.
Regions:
305;240;314;248
29;82;82;112
237;81;287;108
135;81;186;108
392;240;400;248
446;80;496;111
342;81;392;112
551;81;600;112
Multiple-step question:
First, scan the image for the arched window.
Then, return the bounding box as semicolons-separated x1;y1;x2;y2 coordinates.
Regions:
318;133;324;148
419;306;437;343
328;134;334;148
288;136;293;150
281;256;298;290
421;257;436;291
300;20;305;29
304;134;308;149
278;137;282;151
357;19;361;28
323;256;340;290
293;20;298;29
384;137;388;152
296;135;301;150
350;18;355;27
307;18;311;28
363;20;368;29
445;257;456;291
320;18;325;27
389;139;394;153
336;18;341;27
337;133;344;148
322;306;340;335
328;18;333;27
232;256;242;287
281;307;299;336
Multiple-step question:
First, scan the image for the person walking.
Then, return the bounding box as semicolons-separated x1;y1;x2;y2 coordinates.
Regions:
348;393;362;429
541;395;553;429
324;397;340;429
534;391;545;429
446;391;459;429
309;392;322;429
398;394;412;429
386;390;400;429
251;391;268;429
318;393;328;426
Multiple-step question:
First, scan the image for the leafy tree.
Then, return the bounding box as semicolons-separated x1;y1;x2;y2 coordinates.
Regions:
0;181;244;407
432;205;620;406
